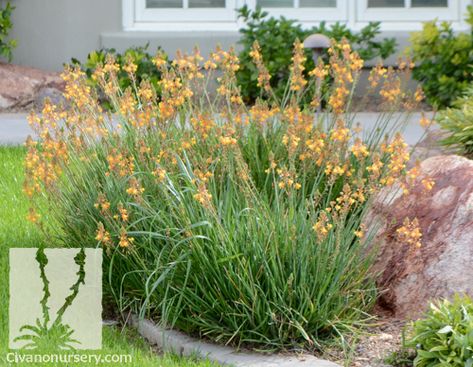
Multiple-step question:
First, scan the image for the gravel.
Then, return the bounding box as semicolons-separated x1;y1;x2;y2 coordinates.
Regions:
322;318;408;367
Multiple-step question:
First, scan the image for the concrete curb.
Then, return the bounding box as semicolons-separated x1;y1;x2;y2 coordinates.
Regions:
131;316;341;367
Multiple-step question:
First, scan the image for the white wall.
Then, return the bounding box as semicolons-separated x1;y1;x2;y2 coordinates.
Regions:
3;0;121;70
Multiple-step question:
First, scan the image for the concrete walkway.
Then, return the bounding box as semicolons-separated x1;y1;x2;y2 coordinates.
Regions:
0;112;435;145
0;113;32;145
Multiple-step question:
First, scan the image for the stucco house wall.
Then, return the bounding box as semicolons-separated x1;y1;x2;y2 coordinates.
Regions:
4;0;243;71
2;0;122;70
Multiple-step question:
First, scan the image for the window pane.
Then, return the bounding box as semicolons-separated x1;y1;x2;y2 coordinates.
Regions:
258;0;293;7
300;0;336;6
189;0;225;7
146;0;183;8
368;0;404;7
411;0;447;7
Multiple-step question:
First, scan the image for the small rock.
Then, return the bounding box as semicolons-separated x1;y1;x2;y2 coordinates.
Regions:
34;87;66;110
102;319;119;326
0;62;65;111
378;333;393;341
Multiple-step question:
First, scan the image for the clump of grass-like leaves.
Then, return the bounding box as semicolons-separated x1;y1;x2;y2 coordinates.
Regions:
25;40;426;350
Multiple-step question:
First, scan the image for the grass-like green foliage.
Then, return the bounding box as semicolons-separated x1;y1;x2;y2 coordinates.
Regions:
237;6;397;103
0;1;16;62
53;123;378;350
70;45;167;110
437;85;473;157
404;296;473;367
0;146;216;367
409;6;473;108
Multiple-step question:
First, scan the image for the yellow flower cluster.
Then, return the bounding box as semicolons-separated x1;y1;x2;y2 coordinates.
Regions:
351;138;369;159
117;203;129;222
62;66;94;108
309;61;329;79
107;149;135;177
289;40;307;92
277;168;301;190
382;133;410;186
249;41;271;92
313;211;333;241
194;184;213;207
119;226;134;248
95;222;111;245
419;113;432;129
250;103;279;124
379;67;401;103
94;193;111;214
210;47;242;106
422;178;435;191
153;167;167;182
368;62;387;89
173;49;205;81
326;41;363;114
330;120;350;143
126;177;145;199
123;58;138;75
397;217;422;249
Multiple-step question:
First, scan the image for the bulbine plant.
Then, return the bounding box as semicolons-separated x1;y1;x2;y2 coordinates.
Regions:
24;40;430;350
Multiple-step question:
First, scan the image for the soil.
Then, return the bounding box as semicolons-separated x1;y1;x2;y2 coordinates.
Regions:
322;315;411;367
350;320;407;367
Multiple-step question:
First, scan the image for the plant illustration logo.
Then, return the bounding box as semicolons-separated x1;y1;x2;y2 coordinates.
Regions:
9;248;102;350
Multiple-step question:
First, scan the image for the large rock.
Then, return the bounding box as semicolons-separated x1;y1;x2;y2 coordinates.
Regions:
0;62;65;111
366;155;473;318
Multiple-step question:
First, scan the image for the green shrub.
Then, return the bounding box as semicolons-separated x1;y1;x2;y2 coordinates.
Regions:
26;43;422;350
409;7;473;108
71;45;166;110
237;5;397;103
0;1;16;62
437;85;473;157
405;295;473;367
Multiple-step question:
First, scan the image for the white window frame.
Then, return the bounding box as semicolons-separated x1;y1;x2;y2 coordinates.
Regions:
357;0;470;29
123;0;472;32
137;0;237;23
246;0;347;22
124;0;243;31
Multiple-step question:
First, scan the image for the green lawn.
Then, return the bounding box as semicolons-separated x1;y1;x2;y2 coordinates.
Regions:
0;146;217;367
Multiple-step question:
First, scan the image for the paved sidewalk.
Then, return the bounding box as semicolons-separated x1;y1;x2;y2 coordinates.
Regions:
0;112;435;145
0;113;32;145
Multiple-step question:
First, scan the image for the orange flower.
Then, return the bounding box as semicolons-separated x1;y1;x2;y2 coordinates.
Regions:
397;217;422;248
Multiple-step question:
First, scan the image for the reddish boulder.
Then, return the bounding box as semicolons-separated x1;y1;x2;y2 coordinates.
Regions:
366;155;473;318
0;62;65;111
